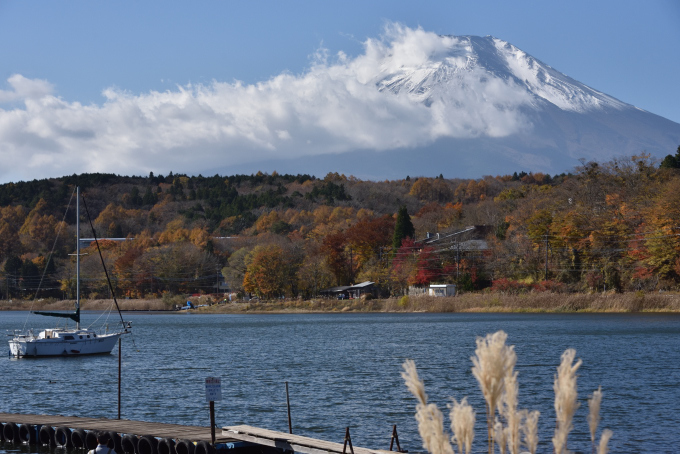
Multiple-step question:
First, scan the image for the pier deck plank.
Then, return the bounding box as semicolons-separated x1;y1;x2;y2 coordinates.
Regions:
0;413;235;442
223;425;395;454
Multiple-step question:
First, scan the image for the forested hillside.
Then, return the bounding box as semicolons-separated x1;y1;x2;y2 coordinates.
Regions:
2;151;680;300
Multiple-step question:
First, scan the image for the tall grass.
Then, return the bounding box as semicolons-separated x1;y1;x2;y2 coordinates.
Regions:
401;360;453;454
448;398;475;454
552;349;581;454
402;330;612;454
598;429;613;454
588;386;603;453
521;410;540;454
3;291;680;312
471;331;516;453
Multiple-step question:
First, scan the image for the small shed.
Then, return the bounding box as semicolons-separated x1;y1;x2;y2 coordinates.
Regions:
428;284;457;297
346;281;375;299
319;286;351;299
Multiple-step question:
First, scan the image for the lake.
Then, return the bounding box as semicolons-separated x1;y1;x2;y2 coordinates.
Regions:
1;311;679;453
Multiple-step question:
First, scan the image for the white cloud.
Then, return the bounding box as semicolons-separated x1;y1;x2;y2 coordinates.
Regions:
0;24;534;182
0;74;54;103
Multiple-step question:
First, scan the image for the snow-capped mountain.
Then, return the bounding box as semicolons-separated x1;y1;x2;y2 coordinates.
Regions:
376;35;628;113
237;35;679;179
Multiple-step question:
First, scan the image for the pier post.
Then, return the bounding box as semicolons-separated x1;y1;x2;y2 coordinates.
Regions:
342;427;354;454
285;382;292;434
210;401;215;445
118;338;122;419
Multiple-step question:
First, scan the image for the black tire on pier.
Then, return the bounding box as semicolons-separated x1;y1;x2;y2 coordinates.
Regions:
55;426;73;448
174;439;195;454
0;422;5;441
121;434;139;454
72;428;87;448
194;441;215;454
85;431;98;450
39;426;56;446
19;424;38;444
109;431;123;453
158;437;176;454
3;422;20;443
137;435;159;454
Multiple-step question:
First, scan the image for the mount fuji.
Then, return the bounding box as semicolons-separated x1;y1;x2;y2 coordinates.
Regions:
225;34;680;179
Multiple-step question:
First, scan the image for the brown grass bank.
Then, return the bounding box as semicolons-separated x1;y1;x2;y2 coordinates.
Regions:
2;291;680;313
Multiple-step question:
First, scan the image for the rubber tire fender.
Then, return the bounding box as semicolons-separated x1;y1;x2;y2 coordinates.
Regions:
195;441;215;454
72;428;87;448
175;439;195;454
55;426;73;448
3;422;20;444
158;437;176;454
109;431;123;453
137;435;159;454
121;434;139;454
39;425;56;446
19;424;38;444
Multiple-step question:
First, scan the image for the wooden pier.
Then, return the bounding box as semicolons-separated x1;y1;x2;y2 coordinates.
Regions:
223;425;395;454
0;413;400;454
0;413;233;443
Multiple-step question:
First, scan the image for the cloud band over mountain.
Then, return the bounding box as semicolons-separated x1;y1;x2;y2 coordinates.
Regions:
0;25;541;182
2;23;679;183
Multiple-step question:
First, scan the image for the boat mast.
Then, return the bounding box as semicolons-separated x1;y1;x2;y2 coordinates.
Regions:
76;186;80;330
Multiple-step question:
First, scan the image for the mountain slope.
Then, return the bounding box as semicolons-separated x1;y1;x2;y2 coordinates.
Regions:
212;34;680;179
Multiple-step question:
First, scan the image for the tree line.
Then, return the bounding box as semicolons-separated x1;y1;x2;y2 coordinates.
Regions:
2;150;680;300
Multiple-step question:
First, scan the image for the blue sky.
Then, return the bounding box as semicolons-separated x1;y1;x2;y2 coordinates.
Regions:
0;0;679;182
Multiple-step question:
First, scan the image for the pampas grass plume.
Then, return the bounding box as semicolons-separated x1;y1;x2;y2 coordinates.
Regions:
521;410;540;454
493;418;507;454
598;429;613;454
588;386;603;443
402;359;428;405
449;397;475;454
471;330;516;453
552;349;582;454
502;371;521;454
401;360;453;454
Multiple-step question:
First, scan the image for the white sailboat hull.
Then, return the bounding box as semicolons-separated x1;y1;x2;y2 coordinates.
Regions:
9;331;122;358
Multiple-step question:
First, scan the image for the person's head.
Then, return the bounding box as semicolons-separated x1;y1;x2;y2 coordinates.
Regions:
97;432;110;446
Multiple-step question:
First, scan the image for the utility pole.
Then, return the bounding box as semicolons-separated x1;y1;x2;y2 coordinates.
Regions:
348;247;353;284
544;230;549;281
456;240;461;280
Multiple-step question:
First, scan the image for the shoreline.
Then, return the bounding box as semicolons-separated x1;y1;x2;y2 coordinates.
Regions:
2;291;680;314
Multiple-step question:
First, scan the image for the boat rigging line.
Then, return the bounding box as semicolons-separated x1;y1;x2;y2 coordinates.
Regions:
80;191;137;351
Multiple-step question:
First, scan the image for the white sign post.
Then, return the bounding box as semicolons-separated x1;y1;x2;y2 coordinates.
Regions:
205;377;222;444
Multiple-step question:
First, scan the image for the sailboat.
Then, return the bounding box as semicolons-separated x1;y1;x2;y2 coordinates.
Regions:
8;187;131;358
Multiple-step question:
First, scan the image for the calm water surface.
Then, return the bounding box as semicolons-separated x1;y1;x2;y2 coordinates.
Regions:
1;311;679;453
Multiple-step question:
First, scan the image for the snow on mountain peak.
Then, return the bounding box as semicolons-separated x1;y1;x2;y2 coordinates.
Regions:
372;33;627;114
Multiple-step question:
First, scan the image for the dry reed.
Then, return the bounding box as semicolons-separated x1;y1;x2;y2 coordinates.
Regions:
471;330;516;454
501;371;521;454
448;398;475;454
521;410;540;454
598;429;613;454
493;418;507;454
588;386;603;448
552;349;582;454
401;360;453;454
5;290;680;313
403;334;613;454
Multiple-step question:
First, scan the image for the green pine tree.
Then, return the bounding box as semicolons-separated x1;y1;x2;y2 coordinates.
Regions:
393;206;415;250
660;145;680;169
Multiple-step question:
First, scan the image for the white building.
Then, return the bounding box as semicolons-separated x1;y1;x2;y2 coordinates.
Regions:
428;284;457;297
